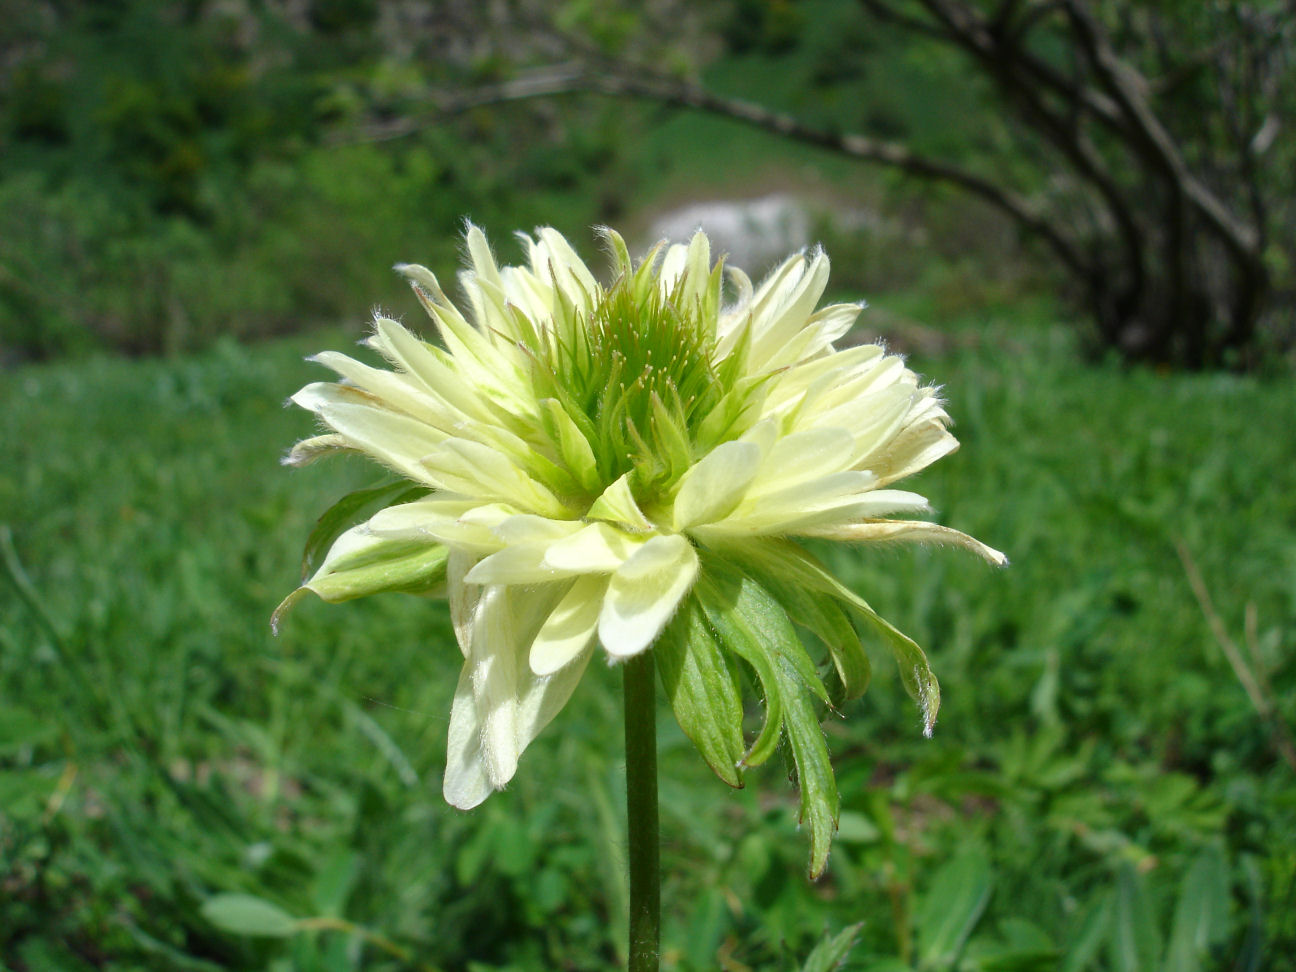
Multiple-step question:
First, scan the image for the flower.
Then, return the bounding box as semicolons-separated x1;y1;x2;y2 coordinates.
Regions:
278;225;1004;874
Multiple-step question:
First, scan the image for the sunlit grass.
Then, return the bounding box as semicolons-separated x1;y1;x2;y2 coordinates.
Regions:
2;314;1293;969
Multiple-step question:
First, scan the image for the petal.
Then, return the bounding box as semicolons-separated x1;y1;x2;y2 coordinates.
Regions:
443;659;493;809
542;522;645;573
671;440;763;530
587;473;654;532
424;438;567;517
292;385;447;485
366;497;509;553
742;428;857;498
443;582;593;807
599;535;700;658
531;575;608;675
803;519;1009;565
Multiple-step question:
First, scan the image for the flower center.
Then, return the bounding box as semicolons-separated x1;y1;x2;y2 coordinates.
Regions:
530;273;737;507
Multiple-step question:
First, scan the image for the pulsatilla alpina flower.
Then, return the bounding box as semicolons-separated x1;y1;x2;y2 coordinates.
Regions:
277;225;1004;875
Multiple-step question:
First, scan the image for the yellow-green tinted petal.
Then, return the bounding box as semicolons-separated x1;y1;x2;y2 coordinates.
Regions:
586;473;654;532
542;522;644;573
804;519;1009;565
671;440;763;530
600;535;699;658
531;575;608;675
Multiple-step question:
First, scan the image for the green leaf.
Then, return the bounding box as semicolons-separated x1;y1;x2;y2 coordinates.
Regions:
915;848;993;968
656;593;747;788
801;922;864;972
1109;865;1160;972
726;538;939;734
729;548;871;702
695;566;838;877
1165;847;1229;972
301;478;429;581
310;849;360;917
202;894;299;938
1059;892;1112;972
0;707;58;754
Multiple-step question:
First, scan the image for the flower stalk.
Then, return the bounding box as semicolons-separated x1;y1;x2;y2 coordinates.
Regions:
623;651;660;972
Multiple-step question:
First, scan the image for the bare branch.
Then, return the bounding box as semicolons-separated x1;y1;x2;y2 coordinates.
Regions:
349;63;1091;279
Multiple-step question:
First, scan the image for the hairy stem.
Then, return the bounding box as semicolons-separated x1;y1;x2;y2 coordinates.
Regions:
623;651;660;972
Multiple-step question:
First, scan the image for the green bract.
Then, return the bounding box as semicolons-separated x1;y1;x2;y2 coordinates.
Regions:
279;225;1005;875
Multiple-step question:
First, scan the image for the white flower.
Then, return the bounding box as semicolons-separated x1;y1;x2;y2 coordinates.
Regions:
278;225;1004;872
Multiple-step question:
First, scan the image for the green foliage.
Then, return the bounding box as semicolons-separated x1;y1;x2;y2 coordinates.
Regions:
2;319;1294;969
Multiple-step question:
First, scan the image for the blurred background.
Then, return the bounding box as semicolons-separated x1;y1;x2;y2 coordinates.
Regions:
1;1;1294;970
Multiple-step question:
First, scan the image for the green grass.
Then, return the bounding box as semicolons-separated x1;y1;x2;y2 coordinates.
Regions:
2;309;1294;971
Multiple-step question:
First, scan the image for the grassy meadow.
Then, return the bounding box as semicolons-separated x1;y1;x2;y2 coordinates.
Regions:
3;298;1294;969
3;1;1295;968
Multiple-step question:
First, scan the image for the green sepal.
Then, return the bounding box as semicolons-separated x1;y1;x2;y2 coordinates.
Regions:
649;391;694;484
274;525;448;634
725;538;941;735
694;563;839;878
655;593;746;788
300;478;430;582
539;398;602;495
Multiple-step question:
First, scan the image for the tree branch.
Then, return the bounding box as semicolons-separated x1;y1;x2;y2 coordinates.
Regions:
347;64;1091;279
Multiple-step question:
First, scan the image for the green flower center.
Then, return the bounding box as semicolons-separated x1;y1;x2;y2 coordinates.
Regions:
529;271;752;510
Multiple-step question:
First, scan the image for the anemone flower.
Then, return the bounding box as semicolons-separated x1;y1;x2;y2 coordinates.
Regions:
277;224;1004;879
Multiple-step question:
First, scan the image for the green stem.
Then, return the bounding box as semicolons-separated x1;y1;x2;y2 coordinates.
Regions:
623;651;660;972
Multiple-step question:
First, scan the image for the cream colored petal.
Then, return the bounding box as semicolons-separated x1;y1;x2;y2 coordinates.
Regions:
443;658;493;809
366;497;512;553
761;343;886;414
466;223;504;291
531;575;608;675
367;316;498;423
672;440;763;530
444;581;591;807
535;226;599;301
873;420;960;486
587;473;654;532
542;522;645;572
294;390;446;485
749;248;831;370
309;350;453;426
491;514;583;545
743;428;856;497
802;520;1008;565
283;433;350;467
447;550;479;658
464;545;561;585
423;438;566;517
599;535;699;658
701;476;931;536
657;242;689;295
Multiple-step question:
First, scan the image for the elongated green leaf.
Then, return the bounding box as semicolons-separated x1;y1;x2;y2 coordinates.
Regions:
726;548;871;702
202;894;299;938
1059;892;1112;972
695;567;838;877
724;538;940;734
1165;847;1229;972
801;922;864;972
656;593;746;788
916;848;993;968
301;478;429;581
1109;865;1160;972
695;574;786;768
